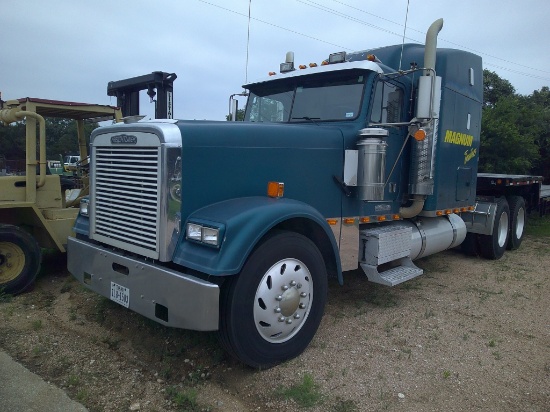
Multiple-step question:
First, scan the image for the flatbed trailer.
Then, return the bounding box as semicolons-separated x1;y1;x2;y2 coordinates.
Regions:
476;173;547;215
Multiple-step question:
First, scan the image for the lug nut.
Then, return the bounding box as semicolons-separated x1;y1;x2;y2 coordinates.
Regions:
278;316;285;322
281;285;289;291
274;307;281;313
300;292;307;298
294;314;301;319
276;295;283;301
299;303;306;309
286;318;293;324
290;280;296;286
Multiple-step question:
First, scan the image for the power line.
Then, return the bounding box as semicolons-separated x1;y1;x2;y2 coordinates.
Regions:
322;0;550;76
196;0;351;50
196;0;550;84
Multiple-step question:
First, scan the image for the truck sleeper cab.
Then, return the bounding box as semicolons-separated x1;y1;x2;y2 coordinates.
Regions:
68;19;532;368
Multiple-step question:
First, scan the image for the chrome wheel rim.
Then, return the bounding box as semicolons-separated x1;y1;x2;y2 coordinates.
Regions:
253;258;313;343
497;211;509;248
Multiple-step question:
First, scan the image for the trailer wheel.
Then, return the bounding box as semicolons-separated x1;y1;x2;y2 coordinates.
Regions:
218;231;327;369
506;196;526;250
0;225;41;295
478;198;510;260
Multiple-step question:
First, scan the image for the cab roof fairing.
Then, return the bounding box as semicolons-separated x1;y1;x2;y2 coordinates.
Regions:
242;60;384;89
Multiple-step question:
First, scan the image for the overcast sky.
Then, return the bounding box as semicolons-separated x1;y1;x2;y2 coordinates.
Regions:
2;0;549;121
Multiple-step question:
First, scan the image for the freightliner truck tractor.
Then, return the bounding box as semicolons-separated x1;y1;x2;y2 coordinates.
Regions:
68;19;544;368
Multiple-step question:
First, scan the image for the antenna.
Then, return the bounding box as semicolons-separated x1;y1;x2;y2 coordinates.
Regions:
245;0;252;85
398;0;411;71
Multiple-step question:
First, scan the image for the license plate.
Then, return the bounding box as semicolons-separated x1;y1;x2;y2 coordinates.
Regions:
110;282;130;308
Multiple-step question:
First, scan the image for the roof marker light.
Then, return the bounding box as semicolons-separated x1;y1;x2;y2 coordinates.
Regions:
309;63;318;67
299;65;307;69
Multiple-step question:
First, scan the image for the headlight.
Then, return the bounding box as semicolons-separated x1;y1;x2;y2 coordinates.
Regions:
186;223;221;247
79;198;89;216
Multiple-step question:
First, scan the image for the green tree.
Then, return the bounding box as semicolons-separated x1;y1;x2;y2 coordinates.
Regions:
479;70;545;176
483;69;515;107
225;108;245;121
479;95;539;173
0;117;98;164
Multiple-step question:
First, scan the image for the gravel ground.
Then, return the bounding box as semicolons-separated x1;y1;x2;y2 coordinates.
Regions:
0;235;549;412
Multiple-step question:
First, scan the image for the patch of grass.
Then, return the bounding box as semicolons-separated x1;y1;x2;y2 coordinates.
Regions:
275;373;323;408
492;351;502;360
0;289;13;303
469;286;503;302
32;319;43;331
67;375;80;386
488;339;496;347
166;387;199;411
526;215;550;237
101;336;121;350
68;307;78;321
31;345;45;358
366;285;398;308
76;389;89;402
186;365;209;384
443;370;451;379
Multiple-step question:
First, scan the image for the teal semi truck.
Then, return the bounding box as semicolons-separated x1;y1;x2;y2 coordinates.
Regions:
67;19;545;368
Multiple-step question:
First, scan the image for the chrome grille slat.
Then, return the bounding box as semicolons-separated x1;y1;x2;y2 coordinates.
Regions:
92;146;160;254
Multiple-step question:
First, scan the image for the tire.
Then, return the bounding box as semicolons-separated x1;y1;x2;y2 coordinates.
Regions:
0;225;42;295
506;196;526;250
461;232;479;257
218;231;328;369
478;198;510;260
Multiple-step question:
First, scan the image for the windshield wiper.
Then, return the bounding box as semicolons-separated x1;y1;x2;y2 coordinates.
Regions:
291;116;320;124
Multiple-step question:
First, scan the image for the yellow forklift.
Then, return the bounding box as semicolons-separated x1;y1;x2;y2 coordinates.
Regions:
0;98;122;294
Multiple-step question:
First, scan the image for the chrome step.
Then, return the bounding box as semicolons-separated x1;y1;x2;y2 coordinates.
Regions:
360;257;423;287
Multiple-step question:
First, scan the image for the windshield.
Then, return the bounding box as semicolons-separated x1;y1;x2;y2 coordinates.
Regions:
245;72;366;122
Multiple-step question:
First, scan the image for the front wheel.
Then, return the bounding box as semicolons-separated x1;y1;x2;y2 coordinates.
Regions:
478;198;510;260
0;225;42;295
218;231;328;369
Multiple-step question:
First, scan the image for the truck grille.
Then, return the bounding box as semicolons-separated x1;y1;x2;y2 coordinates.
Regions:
93;147;161;257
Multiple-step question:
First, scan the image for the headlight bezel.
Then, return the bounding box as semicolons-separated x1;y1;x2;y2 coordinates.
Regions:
185;221;223;248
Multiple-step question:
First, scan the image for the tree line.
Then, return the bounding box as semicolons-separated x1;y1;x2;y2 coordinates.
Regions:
480;70;549;180
0;118;97;172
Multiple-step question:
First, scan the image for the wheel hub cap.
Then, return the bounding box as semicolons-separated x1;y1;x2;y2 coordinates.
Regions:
0;242;26;284
254;258;313;343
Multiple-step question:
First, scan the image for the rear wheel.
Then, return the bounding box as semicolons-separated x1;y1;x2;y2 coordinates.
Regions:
0;225;41;295
218;231;327;369
506;196;526;250
478;198;509;260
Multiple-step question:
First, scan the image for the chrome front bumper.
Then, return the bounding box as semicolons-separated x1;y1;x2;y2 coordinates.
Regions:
67;237;219;331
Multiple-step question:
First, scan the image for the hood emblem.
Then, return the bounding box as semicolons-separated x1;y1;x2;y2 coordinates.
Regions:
111;134;137;144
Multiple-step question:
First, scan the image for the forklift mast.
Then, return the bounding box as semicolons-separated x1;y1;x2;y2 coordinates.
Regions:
107;71;177;119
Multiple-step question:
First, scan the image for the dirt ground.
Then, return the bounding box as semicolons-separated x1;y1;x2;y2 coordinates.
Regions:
1;235;549;412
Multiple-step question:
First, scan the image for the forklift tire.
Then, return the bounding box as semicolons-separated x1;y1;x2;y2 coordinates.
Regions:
478;198;510;260
218;231;327;369
506;196;526;250
0;225;42;295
